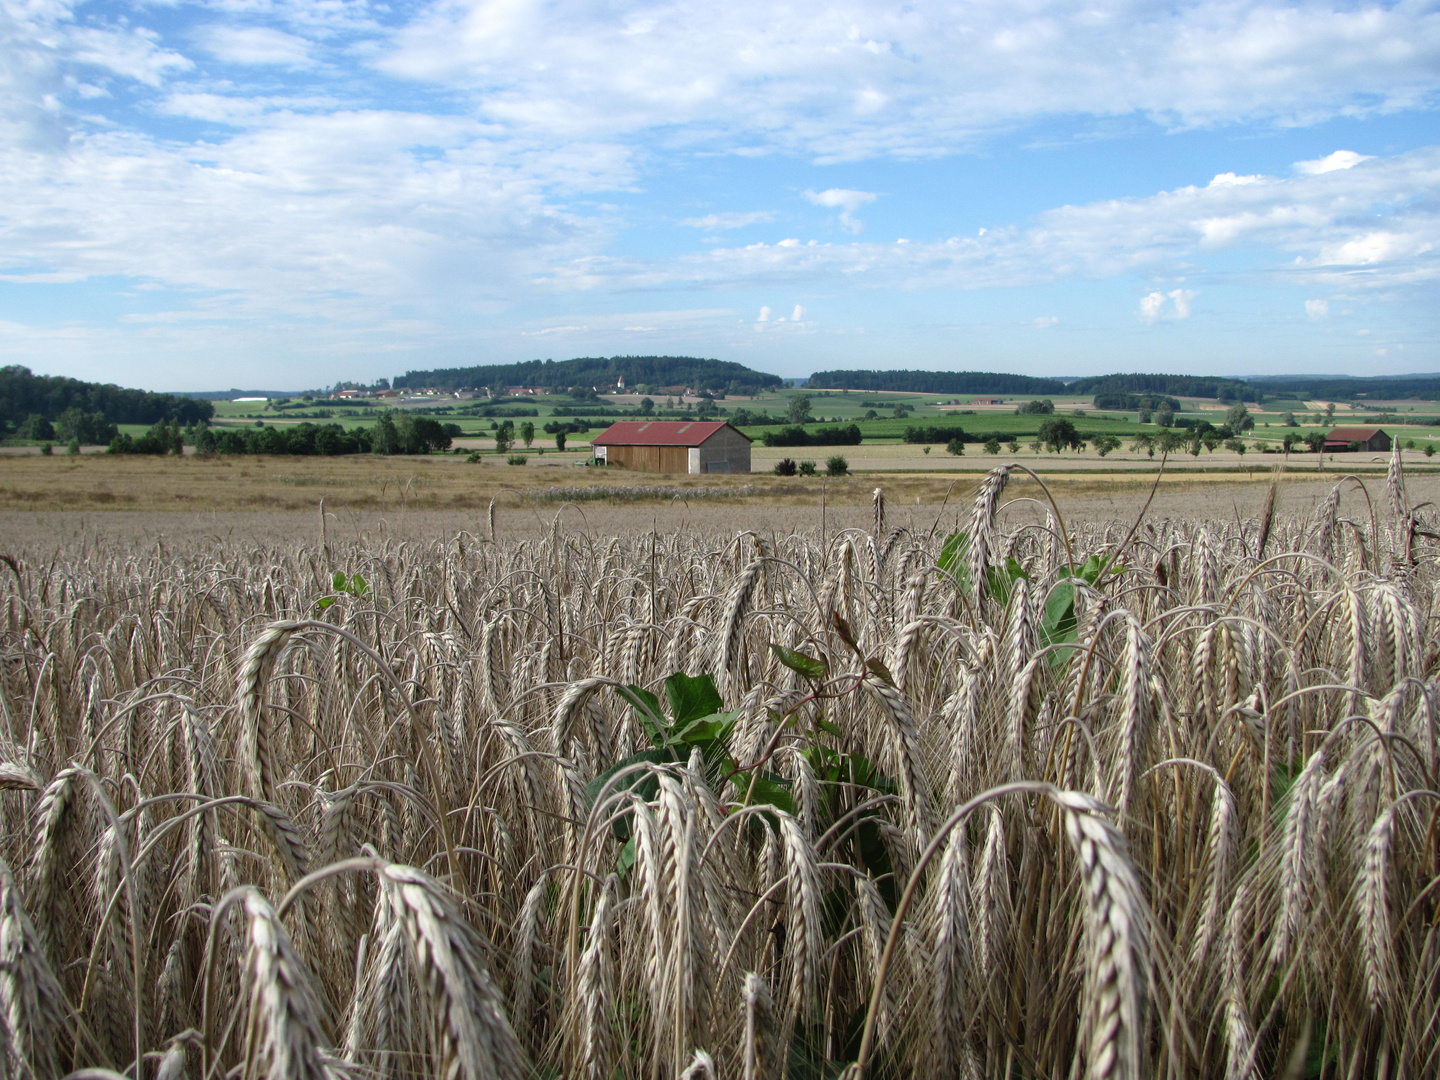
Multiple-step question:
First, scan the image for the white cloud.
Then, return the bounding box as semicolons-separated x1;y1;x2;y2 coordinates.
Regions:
1139;292;1167;323
199;26;315;67
791;305;805;321
1033;315;1058;328
1138;289;1194;323
543;146;1440;294
806;188;877;232
1295;150;1374;175
1305;298;1329;320
679;210;774;230
757;305;771;322
380;0;1440;160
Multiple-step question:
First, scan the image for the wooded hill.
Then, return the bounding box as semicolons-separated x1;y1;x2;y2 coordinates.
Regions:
806;369;1067;395
1245;374;1440;400
0;365;214;430
393;356;785;394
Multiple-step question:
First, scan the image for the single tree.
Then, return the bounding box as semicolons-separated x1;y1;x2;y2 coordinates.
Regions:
787;395;812;425
1092;434;1121;457
1226;403;1254;432
520;421;535;448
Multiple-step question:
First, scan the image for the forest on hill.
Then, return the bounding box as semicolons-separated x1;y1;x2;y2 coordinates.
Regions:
806;369;1067;394
392;356;784;394
1245;374;1440;400
1062;373;1258;400
0;365;214;433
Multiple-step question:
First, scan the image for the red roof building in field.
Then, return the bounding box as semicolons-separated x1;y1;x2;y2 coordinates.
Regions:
590;420;752;474
1324;427;1391;452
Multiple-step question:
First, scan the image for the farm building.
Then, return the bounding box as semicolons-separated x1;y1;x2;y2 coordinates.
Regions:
1324;426;1392;452
591;420;752;474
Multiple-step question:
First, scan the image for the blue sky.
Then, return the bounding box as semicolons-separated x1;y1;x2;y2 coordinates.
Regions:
1;0;1438;390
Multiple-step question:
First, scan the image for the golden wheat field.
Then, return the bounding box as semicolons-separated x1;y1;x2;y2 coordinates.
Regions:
3;456;1440;1080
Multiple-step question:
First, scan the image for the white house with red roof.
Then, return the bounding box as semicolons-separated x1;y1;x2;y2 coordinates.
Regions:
590;420;752;474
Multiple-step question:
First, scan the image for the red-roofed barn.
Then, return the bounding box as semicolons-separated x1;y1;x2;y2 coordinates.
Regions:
1324;427;1391;452
590;421;752;474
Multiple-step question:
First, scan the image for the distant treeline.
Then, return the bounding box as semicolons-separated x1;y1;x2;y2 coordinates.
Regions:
1067;374;1256;401
1092;392;1183;412
1245;376;1440;401
108;415;459;456
761;424;863;447
903;424;986;444
393;356;784;394
807;370;1067;395
0;365;213;433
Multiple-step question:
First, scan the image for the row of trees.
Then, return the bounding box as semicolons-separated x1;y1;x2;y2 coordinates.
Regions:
105;414;463;456
9;407;119;445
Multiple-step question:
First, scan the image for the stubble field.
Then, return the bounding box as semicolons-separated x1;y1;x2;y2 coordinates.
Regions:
1;452;1439;1079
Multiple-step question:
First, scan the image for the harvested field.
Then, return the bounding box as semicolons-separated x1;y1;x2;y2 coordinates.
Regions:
2;455;1439;1078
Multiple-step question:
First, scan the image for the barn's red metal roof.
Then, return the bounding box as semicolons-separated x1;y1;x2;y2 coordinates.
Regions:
590;421;749;447
1325;427;1386;441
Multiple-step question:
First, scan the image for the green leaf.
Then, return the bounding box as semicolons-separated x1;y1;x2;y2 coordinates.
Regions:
332;570;347;590
1041;579;1079;667
583;748;676;811
983;557;1029;606
616;836;637;878
937;531;971;593
350;573;370;595
664;671;723;730
672;710;738;747
617;684;668;747
770;643;827;681
316;596;336;611
737;772;796;815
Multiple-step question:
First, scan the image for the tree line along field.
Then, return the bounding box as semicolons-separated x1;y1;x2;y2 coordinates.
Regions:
142;394;1440;453
1;456;1439;1080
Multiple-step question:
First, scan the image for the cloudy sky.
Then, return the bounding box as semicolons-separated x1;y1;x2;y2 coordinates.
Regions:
2;0;1438;389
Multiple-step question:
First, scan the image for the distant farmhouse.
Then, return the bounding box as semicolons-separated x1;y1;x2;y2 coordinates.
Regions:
590;420;751;474
1324;426;1392;452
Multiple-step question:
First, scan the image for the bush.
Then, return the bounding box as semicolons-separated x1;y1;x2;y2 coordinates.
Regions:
903;424;970;444
16;414;54;441
946;438;965;456
983;438;1001;455
466;451;482;463
507;455;528;465
798;460;817;476
773;458;798;476
39;442;52;455
761;424;862;447
1015;399;1054;415
825;455;849;476
66;438;80;456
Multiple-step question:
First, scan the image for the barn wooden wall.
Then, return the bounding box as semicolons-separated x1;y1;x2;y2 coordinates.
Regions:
605;444;690;473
